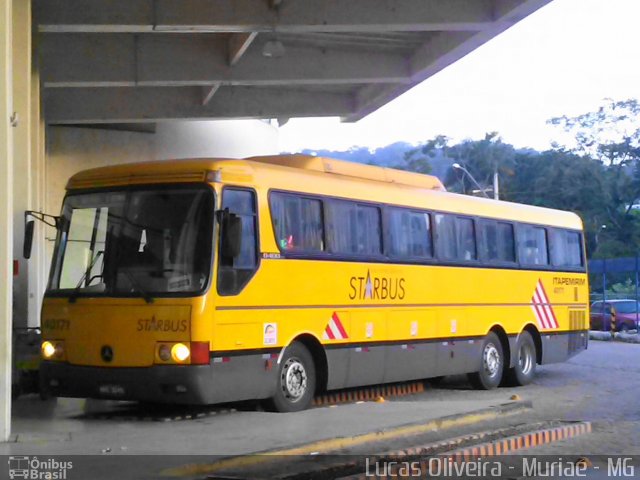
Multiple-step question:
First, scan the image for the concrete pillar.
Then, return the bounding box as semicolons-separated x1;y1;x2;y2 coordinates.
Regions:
0;0;14;442
28;3;45;327
12;0;30;328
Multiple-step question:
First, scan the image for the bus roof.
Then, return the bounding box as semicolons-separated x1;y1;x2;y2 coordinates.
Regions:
66;155;582;230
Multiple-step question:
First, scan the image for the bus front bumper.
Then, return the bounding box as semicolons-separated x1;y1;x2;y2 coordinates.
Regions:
40;361;217;405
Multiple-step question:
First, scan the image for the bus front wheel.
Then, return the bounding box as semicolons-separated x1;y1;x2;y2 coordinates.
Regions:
503;330;537;386
468;332;504;390
266;342;316;412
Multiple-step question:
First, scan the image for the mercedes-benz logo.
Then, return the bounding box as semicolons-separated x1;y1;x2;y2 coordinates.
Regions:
101;345;114;363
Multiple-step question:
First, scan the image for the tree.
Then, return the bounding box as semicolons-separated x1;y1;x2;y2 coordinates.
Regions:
506;149;612;256
443;133;515;197
549;99;640;257
393;135;450;174
549;99;640;166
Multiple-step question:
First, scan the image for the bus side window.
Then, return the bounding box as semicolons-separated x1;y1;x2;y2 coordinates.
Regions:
388;208;432;259
497;222;516;262
456;217;477;261
435;214;476;262
480;220;499;261
218;188;258;295
550;229;583;267
518;225;549;266
356;204;382;255
326;200;382;257
435;214;457;260
480;220;515;263
270;192;324;252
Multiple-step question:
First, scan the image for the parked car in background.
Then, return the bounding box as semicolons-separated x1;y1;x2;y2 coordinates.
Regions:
590;299;640;331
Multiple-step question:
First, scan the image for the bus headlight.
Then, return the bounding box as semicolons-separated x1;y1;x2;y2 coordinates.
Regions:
171;343;190;363
42;340;64;360
42;341;55;359
155;341;208;365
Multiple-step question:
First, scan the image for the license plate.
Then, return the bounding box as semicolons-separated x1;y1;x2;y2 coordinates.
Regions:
98;384;126;396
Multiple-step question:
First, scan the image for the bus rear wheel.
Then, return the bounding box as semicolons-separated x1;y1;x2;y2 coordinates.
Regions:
504;330;537;386
468;332;504;390
266;342;316;412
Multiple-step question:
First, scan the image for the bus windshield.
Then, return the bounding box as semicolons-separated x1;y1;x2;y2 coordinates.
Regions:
47;185;214;298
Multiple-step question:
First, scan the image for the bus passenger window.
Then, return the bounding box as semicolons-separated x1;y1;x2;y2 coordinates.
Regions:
519;225;549;265
326;201;382;256
435;214;476;261
388;208;432;259
551;230;583;267
481;221;499;260
435;214;457;260
270;193;324;252
218;189;258;295
456;217;477;261
480;220;515;263
356;205;382;255
497;223;516;262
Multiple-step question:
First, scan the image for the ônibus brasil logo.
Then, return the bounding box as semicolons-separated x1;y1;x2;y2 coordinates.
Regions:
8;456;73;479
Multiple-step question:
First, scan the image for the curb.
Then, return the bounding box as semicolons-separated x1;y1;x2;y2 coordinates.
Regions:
614;332;640;344
161;401;531;477
589;331;612;341
336;422;592;480
312;381;425;406
447;421;591;458
589;330;640;343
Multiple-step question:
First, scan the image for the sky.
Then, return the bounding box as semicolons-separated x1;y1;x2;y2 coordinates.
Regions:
277;0;640;153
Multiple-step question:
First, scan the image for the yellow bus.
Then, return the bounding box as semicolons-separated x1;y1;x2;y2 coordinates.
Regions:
32;155;589;412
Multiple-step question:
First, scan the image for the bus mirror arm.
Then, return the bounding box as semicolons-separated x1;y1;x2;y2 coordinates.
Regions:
216;208;242;258
23;210;61;259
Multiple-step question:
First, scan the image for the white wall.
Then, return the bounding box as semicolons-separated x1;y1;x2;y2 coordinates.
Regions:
46;126;156;215
155;120;278;160
46;120;279;214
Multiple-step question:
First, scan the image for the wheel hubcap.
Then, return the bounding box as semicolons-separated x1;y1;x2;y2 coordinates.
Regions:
281;358;307;402
483;343;501;378
519;343;533;375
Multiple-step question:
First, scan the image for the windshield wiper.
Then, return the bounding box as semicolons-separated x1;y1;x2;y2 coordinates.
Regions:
68;251;103;303
123;270;154;304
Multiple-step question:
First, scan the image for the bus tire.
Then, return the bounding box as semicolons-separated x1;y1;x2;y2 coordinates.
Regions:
468;332;504;390
266;342;316;412
504;331;537;386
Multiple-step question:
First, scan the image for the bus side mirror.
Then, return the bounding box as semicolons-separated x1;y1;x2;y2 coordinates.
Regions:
217;209;242;258
23;219;34;259
23;210;61;260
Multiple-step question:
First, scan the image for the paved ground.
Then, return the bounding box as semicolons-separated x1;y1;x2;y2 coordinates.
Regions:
5;396;509;456
1;340;638;478
514;340;640;461
433;340;640;427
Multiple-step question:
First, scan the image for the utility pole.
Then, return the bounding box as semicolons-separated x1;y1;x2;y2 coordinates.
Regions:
452;163;490;199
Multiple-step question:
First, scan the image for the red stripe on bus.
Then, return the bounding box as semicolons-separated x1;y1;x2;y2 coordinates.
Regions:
332;312;349;339
538;281;559;328
325;325;336;340
533;292;551;329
